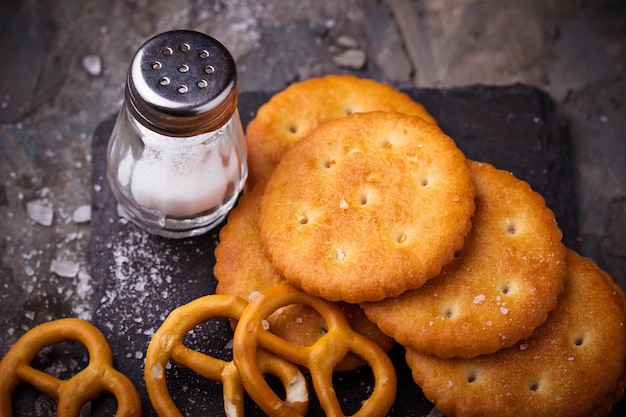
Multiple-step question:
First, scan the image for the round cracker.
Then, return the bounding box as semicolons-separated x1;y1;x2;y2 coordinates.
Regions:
362;161;567;358
405;250;626;417
257;111;475;303
215;183;284;299
245;74;437;188
214;181;394;368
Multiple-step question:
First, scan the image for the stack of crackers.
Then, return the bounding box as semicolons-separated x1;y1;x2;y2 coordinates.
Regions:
214;75;626;416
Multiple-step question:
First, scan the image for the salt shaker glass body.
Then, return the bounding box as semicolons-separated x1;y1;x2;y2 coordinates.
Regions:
106;30;247;238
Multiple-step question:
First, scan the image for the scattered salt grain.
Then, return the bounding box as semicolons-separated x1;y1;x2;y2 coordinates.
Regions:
72;205;92;223
333;49;367;69
339;199;348;209
150;363;163;378
473;294;485;304
82;54;102;76
500;306;509;315
519;343;530;351
50;259;80;278
76;267;92;297
336;35;359;48
27;200;53;226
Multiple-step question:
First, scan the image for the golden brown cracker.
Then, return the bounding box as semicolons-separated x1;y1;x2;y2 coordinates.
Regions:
215;182;283;300
213;181;394;367
362;161;567;358
405;250;626;417
214;182;326;348
245;74;437;188
257;111;475;303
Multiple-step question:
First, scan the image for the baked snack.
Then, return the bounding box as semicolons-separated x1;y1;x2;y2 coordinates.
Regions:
405;250;626;417
233;283;397;417
362;160;567;357
257;111;475;303
145;294;309;417
214;181;394;369
245;74;437;187
215;182;284;303
0;318;141;417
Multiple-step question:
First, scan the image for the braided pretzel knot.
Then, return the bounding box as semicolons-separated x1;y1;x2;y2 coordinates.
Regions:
144;294;309;417
0;318;141;417
233;283;397;417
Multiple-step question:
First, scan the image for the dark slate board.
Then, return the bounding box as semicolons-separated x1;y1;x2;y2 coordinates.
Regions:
78;84;618;416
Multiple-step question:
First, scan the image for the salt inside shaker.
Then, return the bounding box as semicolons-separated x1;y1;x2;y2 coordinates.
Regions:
106;30;247;238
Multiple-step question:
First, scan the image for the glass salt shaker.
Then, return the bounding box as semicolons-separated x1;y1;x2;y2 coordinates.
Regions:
106;30;247;238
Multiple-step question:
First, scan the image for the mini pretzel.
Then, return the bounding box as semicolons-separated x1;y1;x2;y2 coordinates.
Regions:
0;318;141;417
233;284;397;417
145;294;309;417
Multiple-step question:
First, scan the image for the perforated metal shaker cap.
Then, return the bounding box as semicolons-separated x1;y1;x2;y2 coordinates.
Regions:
125;30;238;136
